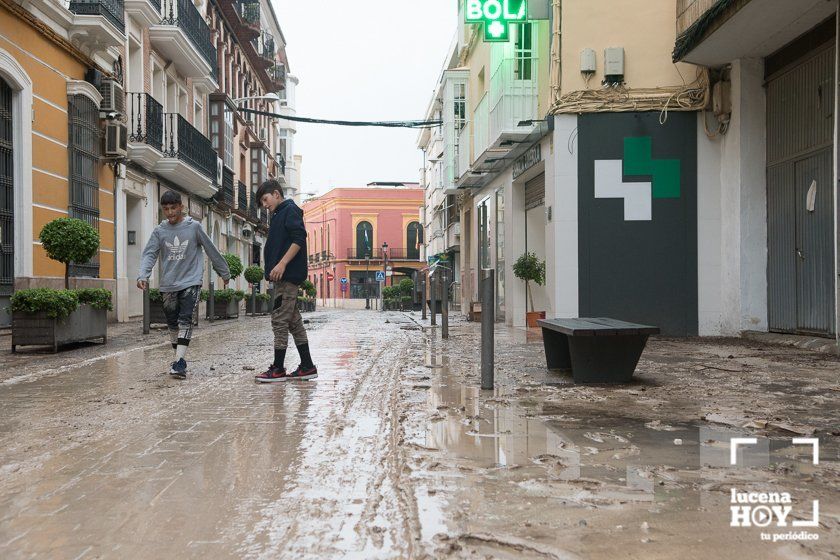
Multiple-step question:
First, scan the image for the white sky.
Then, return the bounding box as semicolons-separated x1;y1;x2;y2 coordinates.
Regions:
271;0;457;195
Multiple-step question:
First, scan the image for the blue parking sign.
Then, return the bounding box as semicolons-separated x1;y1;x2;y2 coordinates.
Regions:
340;277;348;285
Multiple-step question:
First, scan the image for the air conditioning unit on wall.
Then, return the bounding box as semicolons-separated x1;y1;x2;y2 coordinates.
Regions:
99;79;125;116
104;122;127;157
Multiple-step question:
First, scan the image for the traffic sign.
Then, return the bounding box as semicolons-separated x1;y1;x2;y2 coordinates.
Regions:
386;270;393;277
326;272;334;281
340;277;348;285
375;271;386;282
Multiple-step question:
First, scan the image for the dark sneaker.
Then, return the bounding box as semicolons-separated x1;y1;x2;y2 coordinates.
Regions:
170;359;187;379
288;365;318;381
255;365;288;383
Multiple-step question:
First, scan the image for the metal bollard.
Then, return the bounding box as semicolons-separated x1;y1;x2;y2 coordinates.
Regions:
142;286;150;335
250;284;257;317
481;270;495;390
208;281;215;323
421;271;427;320
430;272;437;326
441;268;449;339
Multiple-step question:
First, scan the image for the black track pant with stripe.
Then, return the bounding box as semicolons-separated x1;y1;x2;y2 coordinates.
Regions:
162;285;201;348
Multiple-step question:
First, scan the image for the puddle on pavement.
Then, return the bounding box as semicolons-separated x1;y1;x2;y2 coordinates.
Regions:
406;354;839;557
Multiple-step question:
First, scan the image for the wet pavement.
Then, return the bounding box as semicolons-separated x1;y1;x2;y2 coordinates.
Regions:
0;310;838;559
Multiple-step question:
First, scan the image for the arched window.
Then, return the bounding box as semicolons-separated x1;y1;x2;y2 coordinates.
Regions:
407;222;423;260
356;221;373;259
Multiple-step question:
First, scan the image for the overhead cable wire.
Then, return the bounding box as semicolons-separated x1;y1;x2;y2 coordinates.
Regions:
238;108;442;129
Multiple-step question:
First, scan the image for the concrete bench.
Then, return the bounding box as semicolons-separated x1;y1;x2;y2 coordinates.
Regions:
537;317;660;384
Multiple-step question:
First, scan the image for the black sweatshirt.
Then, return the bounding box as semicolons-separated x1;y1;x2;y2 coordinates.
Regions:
264;199;308;285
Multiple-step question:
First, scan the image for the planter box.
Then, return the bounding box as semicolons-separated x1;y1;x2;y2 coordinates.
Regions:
206;299;240;320
526;311;546;328
12;304;107;353
246;298;271;315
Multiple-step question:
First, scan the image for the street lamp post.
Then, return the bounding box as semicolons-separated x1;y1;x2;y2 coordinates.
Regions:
365;254;371;310
381;242;389;312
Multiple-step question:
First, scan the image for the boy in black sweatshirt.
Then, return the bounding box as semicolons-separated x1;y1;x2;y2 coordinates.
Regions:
253;179;317;382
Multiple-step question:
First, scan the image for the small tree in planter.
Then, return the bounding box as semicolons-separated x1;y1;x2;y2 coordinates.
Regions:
223;254;244;285
39;218;100;290
11;218;109;352
300;280;316;312
207;288;240;320
398;278;415;311
244;265;265;315
513;252;546;328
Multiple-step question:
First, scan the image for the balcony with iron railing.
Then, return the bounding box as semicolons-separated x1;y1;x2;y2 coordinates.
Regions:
155;113;218;198
268;63;286;90
235;181;249;216
248;189;260;223
32;0;125;53
345;248;420;261
127;92;164;170
151;0;218;92
69;0;125;31
214;167;235;208
254;31;276;67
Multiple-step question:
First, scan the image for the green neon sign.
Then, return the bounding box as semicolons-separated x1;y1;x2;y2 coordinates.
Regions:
465;0;528;42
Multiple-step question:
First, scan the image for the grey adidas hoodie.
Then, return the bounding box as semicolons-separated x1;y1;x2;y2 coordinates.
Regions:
137;217;230;292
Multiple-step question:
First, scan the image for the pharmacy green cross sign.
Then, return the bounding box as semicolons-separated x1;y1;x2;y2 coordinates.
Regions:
465;0;528;42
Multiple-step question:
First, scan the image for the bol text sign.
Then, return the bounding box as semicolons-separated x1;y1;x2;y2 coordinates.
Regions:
464;0;528;42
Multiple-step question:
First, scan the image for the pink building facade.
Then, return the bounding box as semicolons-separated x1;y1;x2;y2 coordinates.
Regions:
302;183;425;301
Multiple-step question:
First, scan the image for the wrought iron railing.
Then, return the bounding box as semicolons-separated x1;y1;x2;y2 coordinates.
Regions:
69;0;125;31
237;181;248;212
161;0;218;80
127;92;163;152
255;32;275;60
248;189;259;221
162;113;216;181
260;208;269;228
215;167;234;206
269;63;285;84
347;248;383;260
239;0;260;25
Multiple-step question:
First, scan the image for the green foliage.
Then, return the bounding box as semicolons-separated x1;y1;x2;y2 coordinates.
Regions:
39;218;100;266
300;280;316;298
257;292;272;302
233;290;246;301
244;265;264;285
75;288;113;311
398;278;415;297
200;289;209;302
10;288;79;319
400;295;413;306
513;252;546;286
149;288;163;303
382;286;397;300
223;254;244;279
213;288;235;303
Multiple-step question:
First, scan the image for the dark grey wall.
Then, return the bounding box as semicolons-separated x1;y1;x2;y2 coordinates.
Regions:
578;112;698;336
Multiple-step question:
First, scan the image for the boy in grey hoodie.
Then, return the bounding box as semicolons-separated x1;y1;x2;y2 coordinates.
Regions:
137;190;230;378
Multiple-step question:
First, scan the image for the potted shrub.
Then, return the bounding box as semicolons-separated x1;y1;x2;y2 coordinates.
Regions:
11;218;110;352
513;252;546;328
10;287;111;352
382;286;396;310
300;280;316;312
39;217;100;290
244;265;266;315
148;288;167;325
206;288;240;320
256;292;272;314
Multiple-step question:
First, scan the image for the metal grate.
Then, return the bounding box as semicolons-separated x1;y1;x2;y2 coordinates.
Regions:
0;78;13;296
67;94;101;278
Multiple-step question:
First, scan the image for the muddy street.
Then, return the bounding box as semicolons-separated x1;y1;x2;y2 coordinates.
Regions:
0;310;838;559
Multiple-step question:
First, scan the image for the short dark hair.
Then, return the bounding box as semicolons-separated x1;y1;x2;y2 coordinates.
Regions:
255;179;284;202
160;190;182;206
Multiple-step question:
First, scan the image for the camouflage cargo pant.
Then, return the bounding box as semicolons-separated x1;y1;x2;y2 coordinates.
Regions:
271;280;308;350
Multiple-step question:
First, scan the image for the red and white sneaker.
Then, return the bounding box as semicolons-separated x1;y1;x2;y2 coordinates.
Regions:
255;365;288;383
287;365;318;380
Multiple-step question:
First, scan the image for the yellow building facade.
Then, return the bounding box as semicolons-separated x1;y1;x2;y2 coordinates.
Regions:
0;1;117;326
